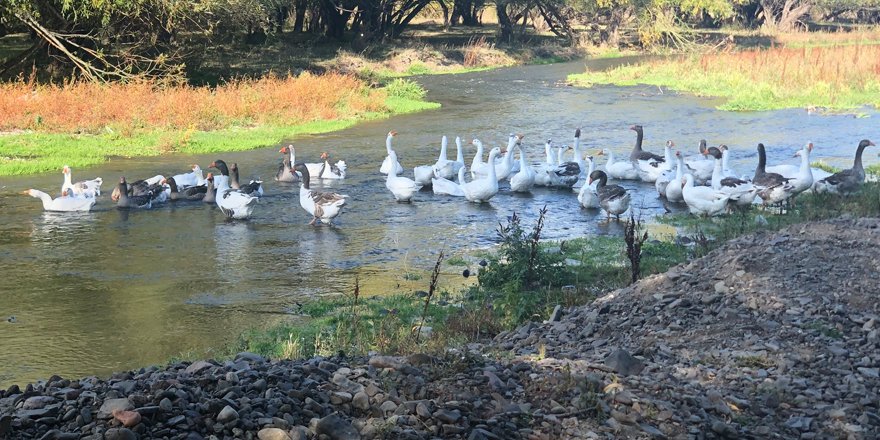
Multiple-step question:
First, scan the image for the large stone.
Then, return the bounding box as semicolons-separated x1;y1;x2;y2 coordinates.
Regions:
22;396;56;410
184;361;213;375
103;428;137;440
352;392;370;411
98;398;133;419
315;413;361;440
217;405;239;424
112;409;142;428
604;349;645;376
257;428;292;440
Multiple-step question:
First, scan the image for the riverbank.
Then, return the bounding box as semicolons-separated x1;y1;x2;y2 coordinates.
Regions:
568;29;880;112
4;213;879;439
0;76;438;176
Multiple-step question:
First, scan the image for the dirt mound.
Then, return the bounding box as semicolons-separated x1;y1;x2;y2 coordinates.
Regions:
495;216;880;439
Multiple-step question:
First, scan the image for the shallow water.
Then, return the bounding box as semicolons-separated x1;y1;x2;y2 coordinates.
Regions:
1;58;877;387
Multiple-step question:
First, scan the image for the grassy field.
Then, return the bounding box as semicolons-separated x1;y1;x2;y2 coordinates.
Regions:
569;33;880;111
0;75;438;175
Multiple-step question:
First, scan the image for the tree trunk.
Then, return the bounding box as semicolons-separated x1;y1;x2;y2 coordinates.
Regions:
293;0;307;33
497;3;512;43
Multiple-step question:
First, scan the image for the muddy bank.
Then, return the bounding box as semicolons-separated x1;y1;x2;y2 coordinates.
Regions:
3;216;879;439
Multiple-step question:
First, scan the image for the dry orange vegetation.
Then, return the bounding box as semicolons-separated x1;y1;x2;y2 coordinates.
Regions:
0;73;386;134
571;42;880;111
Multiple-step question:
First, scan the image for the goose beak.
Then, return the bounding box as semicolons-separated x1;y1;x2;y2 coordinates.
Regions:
389;131;397;137
596;150;604;156
161;178;167;185
209;161;216;168
587;178;593;185
20;190;30;196
870;141;876;146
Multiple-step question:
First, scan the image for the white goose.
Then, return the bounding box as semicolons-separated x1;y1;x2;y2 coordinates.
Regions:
432;166;467;197
682;174;729;216
664;152;686;203
462;147;501;203
654;141;676;197
380;131;404;175
629;125;667;183
171;164;205;188
534;139;558;187
386;151;422;202
449;136;466;176
61;165;102;198
432;136;457;180
23;189;96;212
414;137;446;186
310;152;346;180
509;144;536;193
766;143;814;196
719;146;741;179
709;148;757;207
685;140;715;185
577;157;599;208
494;134;522;181
599;148;639;180
295;164;347;225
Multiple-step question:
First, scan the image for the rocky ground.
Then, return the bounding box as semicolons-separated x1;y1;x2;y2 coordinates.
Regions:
2;216;879;440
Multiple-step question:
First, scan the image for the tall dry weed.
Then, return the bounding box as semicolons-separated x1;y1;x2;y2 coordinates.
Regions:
0;73;385;134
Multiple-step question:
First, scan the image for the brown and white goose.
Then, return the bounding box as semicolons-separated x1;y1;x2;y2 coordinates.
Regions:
629;125;667;183
814;139;875;195
115;177;152;209
230;163;263;196
588;170;630;221
752;143;794;205
295;163;347;225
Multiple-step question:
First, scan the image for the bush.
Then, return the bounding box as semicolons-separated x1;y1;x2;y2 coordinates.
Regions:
383;78;428;100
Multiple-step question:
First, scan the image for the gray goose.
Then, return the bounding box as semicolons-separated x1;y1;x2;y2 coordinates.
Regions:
115;177;152;209
814;139;875;194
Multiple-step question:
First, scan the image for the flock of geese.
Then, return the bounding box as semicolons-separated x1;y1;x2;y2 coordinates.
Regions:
22;126;876;224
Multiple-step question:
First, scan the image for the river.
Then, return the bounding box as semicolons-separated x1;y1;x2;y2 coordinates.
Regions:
0;58;877;387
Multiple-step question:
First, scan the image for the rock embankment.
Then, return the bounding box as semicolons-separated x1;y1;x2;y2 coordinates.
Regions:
2;217;879;439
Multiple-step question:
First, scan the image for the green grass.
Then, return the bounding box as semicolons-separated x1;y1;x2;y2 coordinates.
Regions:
0;91;439;176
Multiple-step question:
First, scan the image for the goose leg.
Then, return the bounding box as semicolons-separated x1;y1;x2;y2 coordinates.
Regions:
309;217;318;226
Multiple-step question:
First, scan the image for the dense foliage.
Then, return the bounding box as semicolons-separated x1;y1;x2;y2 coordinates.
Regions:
1;0;879;81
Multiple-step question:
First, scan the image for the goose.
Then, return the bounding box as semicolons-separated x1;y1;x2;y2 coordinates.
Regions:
629;125;667;183
654;141;677;197
709;148;757;207
719;146;741;179
664;152;687;203
685;140;715;184
588;170;630;220
462;147;502;203
449;136;466;176
110;175;165;202
490;134;522;181
308;152;347;180
166;176;207;201
577;157;599;208
203;174;217;204
171;164;205;188
23;188;95;212
814;139;875;194
386;151;422;202
509;144;536;193
278;145;305;180
413;162;435;187
534;139;558;186
753;143;795;205
115;177;152;209
598;148;639;180
765;143;814;196
547;145;581;189
213;173;258;220
229;163;264;196
432;166;467;197
380;131;404;175
572;128;589;178
681;173;729;216
294;163;347;225
431;136;457;180
470;138;506;179
61;165;102;198
275;155;299;183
